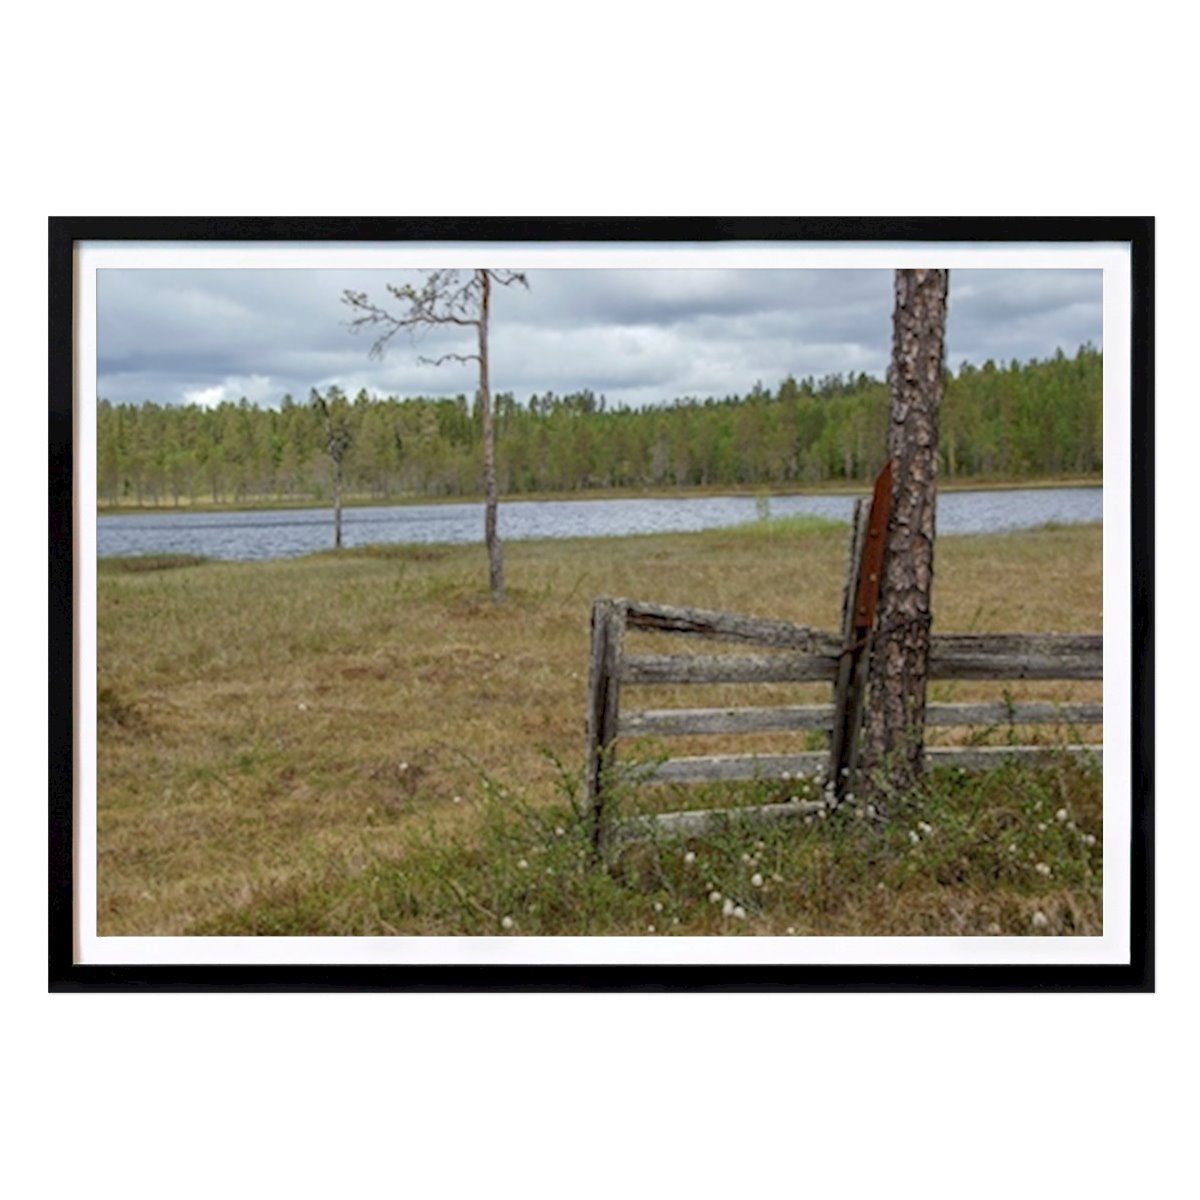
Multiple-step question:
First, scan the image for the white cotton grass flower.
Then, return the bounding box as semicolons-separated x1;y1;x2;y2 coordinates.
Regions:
722;898;735;917
1037;822;1047;832
987;922;1001;935
917;821;933;835
742;853;753;864
297;702;308;712
908;830;921;845
683;851;696;864
709;890;722;904
554;826;565;836
1035;862;1052;877
732;905;747;920
647;925;656;934
653;901;663;913
452;795;462;804
786;926;796;935
1056;808;1069;823
399;762;408;773
1031;911;1049;929
517;859;529;870
501;916;514;930
1083;833;1097;847
750;873;764;888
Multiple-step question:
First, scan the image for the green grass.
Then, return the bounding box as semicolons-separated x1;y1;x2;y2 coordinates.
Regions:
98;553;212;574
192;753;1102;937
96;520;1103;936
729;513;848;539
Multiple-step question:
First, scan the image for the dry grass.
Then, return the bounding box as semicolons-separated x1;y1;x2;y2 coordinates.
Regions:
96;518;1103;936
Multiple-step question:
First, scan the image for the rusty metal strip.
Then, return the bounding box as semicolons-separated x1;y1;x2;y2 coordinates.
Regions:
851;458;893;640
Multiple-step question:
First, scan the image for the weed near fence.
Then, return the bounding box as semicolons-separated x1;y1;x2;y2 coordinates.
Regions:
194;751;1102;937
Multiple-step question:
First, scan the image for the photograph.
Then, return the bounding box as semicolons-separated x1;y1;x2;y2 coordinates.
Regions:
51;218;1152;988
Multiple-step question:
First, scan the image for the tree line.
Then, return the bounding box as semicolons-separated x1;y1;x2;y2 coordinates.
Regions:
97;344;1101;507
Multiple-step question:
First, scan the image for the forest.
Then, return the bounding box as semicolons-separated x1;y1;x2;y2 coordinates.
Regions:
96;344;1102;507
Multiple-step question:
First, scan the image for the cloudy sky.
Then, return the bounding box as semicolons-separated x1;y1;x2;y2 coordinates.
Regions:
96;267;1102;410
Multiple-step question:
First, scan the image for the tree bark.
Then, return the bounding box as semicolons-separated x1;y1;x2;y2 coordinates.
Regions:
478;270;504;602
862;268;949;795
333;459;343;550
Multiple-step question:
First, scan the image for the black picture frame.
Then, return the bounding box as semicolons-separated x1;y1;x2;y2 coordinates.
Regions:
50;216;1153;991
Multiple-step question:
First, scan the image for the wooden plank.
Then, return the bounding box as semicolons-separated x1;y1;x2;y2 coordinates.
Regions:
617;700;1101;738
621;599;831;650
929;634;1102;680
621;650;840;685
828;498;867;796
614;799;828;843
584;598;626;853
926;701;1103;727
620;704;834;738
839;499;869;636
635;751;828;784
926;744;1103;771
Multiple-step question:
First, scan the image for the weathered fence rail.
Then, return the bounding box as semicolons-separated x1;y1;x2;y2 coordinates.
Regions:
585;577;1102;850
621;699;1103;739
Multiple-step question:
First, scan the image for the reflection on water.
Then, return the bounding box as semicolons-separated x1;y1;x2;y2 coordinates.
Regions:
98;487;1103;562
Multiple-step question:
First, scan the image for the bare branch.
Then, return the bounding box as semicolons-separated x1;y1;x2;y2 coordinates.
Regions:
419;352;482;367
487;269;530;290
342;273;490;358
341;290;409;359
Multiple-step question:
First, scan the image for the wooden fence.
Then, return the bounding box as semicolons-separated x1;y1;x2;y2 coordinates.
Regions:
584;506;1102;848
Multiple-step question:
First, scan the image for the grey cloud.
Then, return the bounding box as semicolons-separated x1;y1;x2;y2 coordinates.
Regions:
97;266;1103;409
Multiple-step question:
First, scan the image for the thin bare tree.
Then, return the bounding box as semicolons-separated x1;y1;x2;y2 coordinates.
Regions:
342;269;528;602
862;268;950;796
311;385;352;550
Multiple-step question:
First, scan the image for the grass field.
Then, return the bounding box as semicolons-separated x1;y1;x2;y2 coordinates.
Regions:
96;517;1103;937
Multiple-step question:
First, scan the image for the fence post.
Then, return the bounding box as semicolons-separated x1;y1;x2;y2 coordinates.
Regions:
828;499;867;799
585;598;625;856
829;463;895;803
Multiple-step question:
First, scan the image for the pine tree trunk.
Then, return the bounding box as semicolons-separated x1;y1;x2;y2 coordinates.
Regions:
862;269;949;795
478;270;505;602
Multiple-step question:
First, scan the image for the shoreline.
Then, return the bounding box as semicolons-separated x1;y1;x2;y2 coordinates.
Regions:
97;474;1103;518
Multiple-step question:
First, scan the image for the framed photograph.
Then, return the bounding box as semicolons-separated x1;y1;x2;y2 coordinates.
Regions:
50;217;1152;990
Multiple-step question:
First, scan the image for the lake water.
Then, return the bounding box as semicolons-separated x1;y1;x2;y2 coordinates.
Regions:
97;487;1102;562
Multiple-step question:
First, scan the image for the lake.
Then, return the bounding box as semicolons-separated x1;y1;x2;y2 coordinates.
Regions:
97;487;1103;562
